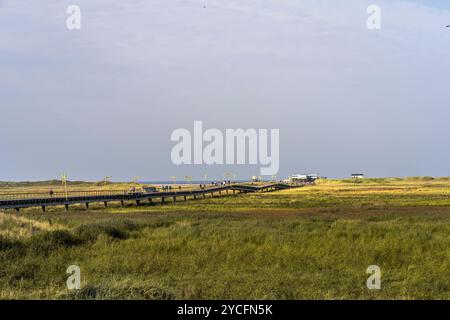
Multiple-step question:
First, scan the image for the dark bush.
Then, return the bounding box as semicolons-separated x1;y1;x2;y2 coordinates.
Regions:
73;223;130;243
63;284;175;300
0;236;22;251
8;260;40;281
27;230;82;255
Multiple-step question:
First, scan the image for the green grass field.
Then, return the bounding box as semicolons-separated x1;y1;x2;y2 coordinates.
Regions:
0;178;449;299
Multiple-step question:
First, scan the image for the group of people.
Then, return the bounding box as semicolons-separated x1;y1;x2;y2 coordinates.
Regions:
159;181;233;191
161;185;174;191
47;180;235;197
209;181;232;186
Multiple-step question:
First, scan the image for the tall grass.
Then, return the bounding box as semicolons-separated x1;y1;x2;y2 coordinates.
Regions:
0;179;449;299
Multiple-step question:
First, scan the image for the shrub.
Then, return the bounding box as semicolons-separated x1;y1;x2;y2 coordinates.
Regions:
26;230;82;255
62;283;175;300
0;236;22;251
7;260;40;281
73;223;130;243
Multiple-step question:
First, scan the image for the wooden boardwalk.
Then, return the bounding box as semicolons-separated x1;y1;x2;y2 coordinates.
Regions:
0;183;302;212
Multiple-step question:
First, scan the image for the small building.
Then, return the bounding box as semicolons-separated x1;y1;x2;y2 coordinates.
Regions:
351;173;365;179
290;174;307;182
251;176;261;182
306;174;319;182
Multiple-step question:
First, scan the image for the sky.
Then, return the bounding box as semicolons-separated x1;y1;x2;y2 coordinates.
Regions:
1;0;450;181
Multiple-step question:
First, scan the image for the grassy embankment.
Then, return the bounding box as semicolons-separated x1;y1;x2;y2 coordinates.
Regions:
0;178;449;299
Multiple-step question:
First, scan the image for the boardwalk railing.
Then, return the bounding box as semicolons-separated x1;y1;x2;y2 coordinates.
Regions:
0;190;127;201
0;183;307;211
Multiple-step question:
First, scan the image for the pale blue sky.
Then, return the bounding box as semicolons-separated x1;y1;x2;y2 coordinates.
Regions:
1;0;449;181
407;0;449;9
